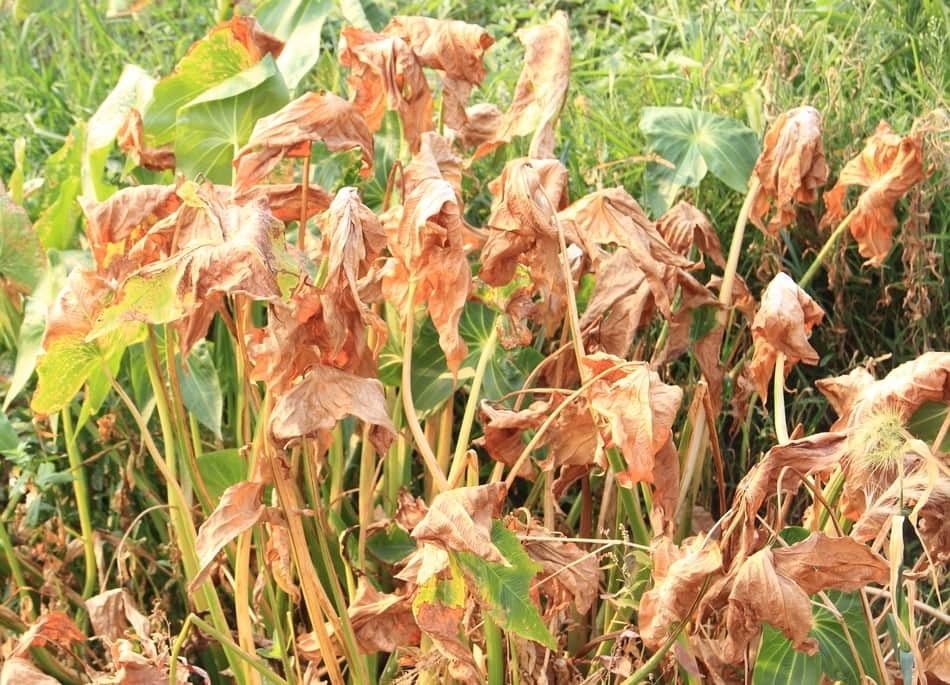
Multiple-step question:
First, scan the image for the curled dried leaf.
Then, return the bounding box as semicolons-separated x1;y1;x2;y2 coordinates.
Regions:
85;588;151;643
411;483;507;564
749;106;829;235
656;201;725;267
771;532;888;594
748;272;824;400
234;91;374;192
348;577;421;653
822;121;927;266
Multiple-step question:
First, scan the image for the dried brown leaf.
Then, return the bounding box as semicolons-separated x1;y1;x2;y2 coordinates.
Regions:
190;480;265;591
116;108;175;171
269;364;396;455
749;106;829;235
236;182;333;223
234;91;374;192
339;27;433;152
10;610;85;658
411;483;507;564
265;520;300;602
656;201;725;268
749;272;824;400
771;532;888;594
1;657;59;685
348;577;421;653
383;16;494;131
85;588;151;642
822;121;927;266
473;12;570;159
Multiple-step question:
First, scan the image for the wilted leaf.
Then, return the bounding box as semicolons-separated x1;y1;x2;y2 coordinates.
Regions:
0;193;46;295
190;480;265;591
582;353;683;487
749;272;824;400
411;483;507;564
10;610;85;657
85;588;151;642
234;90;374;192
656;200;725;267
749;106;829;236
348;577;420;653
638;535;723;651
237;182;333;223
269;364;396;455
339;27;433;151
822;121;926;266
771;533;888;595
456;520;558;649
473;11;570;159
384;16;494;132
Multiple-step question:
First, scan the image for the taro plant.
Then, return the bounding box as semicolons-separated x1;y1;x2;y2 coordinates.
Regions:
0;2;947;685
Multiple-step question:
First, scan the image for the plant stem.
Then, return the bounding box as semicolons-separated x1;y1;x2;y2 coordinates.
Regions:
798;207;857;289
773;351;790;444
484;616;505;685
719;176;759;317
61;407;97;599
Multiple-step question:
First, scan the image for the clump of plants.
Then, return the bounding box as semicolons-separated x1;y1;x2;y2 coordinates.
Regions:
1;3;947;684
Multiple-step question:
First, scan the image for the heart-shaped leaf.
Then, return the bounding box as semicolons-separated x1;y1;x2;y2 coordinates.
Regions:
255;0;334;92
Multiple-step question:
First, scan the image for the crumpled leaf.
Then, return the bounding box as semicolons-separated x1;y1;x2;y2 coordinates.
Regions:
383;16;494;132
10;610;85;658
339;27;433;151
638;535;723;652
749;106;829;235
347;577;421;653
411;483;507;564
381;136;471;373
473;11;570;159
513;517;600;614
822;121;926;266
581;353;683;488
478;158;569;332
656;200;725;268
190;480;265;591
748;272;824;400
233;90;374;192
85;588;151;642
269;364;396;455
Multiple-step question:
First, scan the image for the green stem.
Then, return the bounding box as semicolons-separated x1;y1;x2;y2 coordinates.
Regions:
798;208;857;289
718;176;759;318
484;616;505;685
447;322;498;488
605;448;651;547
62;407;97;599
0;502;32;615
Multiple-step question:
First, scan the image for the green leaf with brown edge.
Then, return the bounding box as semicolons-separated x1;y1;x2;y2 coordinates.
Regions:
0;193;45;294
175;55;289;184
87;266;187;342
455;520;557;649
142;22;265;147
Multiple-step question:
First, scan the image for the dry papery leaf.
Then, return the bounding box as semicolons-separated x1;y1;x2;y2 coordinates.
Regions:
85;588;151;643
638;534;723;652
656;201;725;268
411;483;508;563
822;120;927;266
511;517;600;615
722;533;887;662
190;480;265;591
116;108;175;171
473;11;570;159
478;158;569;333
383;16;494;132
269;364;396;456
749;106;829;236
339;27;433;152
233;90;374;193
924;638;950;684
10;609;85;658
1;657;60;685
93;637;200;685
235;182;333;224
748;271;824;400
347;577;421;653
265;520;300;601
412;593;482;684
581;353;683;488
381;135;471;373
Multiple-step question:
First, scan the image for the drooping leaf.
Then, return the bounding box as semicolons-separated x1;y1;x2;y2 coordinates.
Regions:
412;483;507;563
0;194;45;295
142;16;284;147
254;0;334;92
473;11;570;159
175;55;290;184
190;480;266;591
748;106;829;236
455;520;558;649
822;121;926;266
748;272;824;401
639;107;759;216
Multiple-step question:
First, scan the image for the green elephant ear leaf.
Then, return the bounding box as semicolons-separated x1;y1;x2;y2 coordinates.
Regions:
175;55;290;184
255;0;334;92
639;106;759;216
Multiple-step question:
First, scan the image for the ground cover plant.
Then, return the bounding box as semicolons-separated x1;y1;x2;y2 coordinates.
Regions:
1;0;948;683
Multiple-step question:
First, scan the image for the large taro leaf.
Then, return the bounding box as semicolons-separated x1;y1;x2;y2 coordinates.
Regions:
378;300;543;419
455;520;557;649
753;591;877;685
142;19;278;147
175;55;289;184
255;0;334;92
0;194;45;294
639;107;759;216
